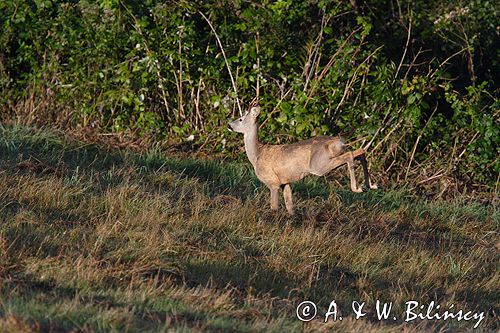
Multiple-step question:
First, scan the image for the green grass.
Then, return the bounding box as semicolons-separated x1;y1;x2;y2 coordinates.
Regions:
0;125;498;332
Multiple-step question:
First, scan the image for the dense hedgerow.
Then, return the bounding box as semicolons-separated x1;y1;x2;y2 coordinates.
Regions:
0;0;498;187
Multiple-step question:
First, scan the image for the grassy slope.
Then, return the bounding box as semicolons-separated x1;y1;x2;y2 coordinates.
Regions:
0;125;498;332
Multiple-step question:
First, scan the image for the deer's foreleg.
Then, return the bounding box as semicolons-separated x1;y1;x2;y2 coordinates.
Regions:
270;186;279;210
283;184;294;215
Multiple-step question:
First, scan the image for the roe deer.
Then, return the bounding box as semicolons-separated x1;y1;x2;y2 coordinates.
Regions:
228;105;377;215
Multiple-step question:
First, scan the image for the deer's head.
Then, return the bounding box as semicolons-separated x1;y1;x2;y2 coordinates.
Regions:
228;106;260;134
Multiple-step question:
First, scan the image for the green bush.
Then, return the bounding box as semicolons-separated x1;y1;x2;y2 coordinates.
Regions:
0;0;498;187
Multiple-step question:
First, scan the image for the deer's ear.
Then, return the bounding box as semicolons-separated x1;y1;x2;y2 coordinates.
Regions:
250;106;260;117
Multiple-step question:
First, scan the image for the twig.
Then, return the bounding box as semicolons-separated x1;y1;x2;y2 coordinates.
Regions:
177;27;185;119
194;77;204;130
303;26;362;110
363;106;404;151
393;16;412;83
456;131;480;160
255;32;260;100
403;47;429;82
370;117;405;154
259;88;292;129
344;136;369;147
417;171;444;185
119;0;170;117
199;11;242;115
319;27;362;82
335;45;383;114
405;105;438;181
430;47;468;78
303;15;330;92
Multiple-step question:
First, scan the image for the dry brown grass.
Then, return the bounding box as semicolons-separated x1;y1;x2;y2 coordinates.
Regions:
0;125;498;332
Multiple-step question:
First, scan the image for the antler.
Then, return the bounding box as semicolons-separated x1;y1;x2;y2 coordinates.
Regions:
249;96;260;108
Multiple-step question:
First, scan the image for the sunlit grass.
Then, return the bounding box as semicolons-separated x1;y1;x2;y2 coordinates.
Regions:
0;125;498;332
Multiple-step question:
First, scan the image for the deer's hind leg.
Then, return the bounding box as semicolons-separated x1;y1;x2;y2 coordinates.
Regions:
357;154;378;189
346;152;363;193
309;151;362;193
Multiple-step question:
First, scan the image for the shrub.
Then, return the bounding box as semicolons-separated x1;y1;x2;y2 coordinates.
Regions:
0;0;498;188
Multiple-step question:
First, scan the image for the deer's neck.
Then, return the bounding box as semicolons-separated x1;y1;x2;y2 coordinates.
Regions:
244;126;260;166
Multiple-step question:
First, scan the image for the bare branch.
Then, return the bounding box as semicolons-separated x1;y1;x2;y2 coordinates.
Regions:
199;11;242;116
393;16;412;83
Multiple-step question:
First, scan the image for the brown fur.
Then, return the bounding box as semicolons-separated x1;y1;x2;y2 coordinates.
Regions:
229;106;377;215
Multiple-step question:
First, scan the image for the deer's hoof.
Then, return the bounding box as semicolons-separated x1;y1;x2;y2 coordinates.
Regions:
352;187;363;193
370;184;378;190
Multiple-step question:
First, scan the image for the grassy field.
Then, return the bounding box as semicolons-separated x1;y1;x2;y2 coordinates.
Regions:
0;125;498;332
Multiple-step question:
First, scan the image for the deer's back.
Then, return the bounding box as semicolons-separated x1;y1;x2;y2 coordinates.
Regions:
255;136;344;186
